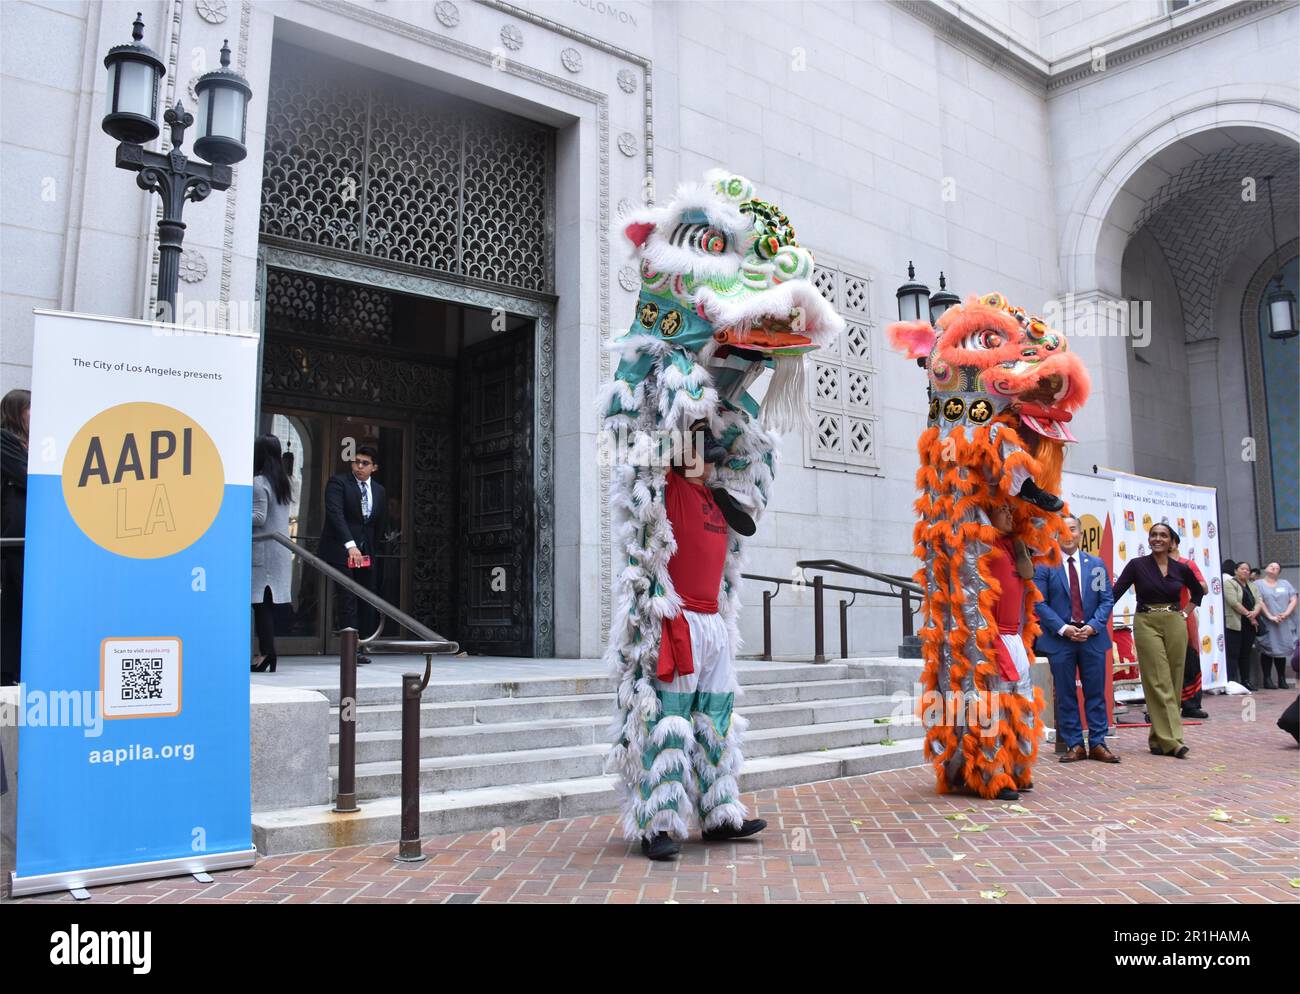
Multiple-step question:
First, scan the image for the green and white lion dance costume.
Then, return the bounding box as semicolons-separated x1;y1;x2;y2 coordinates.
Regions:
598;169;844;840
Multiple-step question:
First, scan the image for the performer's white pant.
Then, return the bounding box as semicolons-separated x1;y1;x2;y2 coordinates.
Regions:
655;610;738;696
634;609;748;839
994;632;1035;700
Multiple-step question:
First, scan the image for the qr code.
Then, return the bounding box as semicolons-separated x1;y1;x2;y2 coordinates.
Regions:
121;657;164;700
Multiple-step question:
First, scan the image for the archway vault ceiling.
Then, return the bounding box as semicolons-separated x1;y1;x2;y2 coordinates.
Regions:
1131;142;1300;343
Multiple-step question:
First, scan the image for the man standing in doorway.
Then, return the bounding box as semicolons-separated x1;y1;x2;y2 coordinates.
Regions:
319;444;387;664
1033;514;1119;763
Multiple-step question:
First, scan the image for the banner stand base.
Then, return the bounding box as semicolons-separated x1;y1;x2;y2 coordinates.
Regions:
9;847;257;898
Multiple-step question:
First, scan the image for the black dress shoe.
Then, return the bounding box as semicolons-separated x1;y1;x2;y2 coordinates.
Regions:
641;832;681;860
1017;479;1065;513
1182;707;1209;719
996;788;1020;801
1262;679;1276;690
356;654;372;666
702;818;767;842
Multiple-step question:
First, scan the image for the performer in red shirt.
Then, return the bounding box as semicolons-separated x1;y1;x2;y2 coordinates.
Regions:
983;503;1040;800
636;430;766;861
1171;534;1209;719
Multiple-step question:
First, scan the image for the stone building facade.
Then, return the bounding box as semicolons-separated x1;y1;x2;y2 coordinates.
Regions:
2;0;1296;658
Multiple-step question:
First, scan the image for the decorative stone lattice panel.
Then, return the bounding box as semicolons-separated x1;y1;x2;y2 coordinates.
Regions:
260;45;554;294
806;259;879;474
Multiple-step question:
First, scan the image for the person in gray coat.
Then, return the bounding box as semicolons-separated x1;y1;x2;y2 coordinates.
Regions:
252;434;294;672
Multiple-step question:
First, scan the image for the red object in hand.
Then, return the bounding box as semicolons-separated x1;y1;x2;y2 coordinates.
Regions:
348;555;371;569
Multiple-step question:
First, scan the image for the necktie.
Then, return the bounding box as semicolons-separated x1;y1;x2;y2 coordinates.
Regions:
1068;555;1085;624
360;480;371;521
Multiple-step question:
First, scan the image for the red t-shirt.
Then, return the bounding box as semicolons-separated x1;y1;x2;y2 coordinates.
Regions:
664;469;728;613
988;536;1023;634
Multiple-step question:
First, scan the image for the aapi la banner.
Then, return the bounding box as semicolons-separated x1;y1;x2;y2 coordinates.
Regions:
1107;469;1227;691
12;310;258;896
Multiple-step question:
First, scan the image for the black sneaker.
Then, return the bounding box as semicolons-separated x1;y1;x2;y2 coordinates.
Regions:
1182;707;1209;719
701;818;767;842
1017;479;1065;513
640;832;680;861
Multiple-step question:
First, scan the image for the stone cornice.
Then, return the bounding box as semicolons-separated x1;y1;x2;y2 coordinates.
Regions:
891;0;1297;95
891;0;1048;90
1047;0;1290;91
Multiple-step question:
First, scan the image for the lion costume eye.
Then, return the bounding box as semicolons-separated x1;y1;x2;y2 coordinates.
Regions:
670;223;729;255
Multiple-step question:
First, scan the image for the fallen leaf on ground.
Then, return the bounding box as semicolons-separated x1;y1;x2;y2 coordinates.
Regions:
959;823;989;833
1242;774;1253;780
975;861;996;868
1209;809;1234;822
1126;819;1138;825
1212;764;1226;771
665;899;679;904
979;887;1007;900
851;819;863;826
1006;804;1031;814
944;813;969;821
952;854;967;862
1289;879;1300;889
873;717;891;724
1274;816;1292;824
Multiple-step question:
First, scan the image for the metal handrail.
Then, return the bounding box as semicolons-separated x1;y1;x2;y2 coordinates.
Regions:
255;532;453;843
742;559;925;662
254;531;457;653
796;558;923;596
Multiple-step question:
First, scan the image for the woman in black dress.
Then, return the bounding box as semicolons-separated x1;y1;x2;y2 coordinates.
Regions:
1112;523;1204;758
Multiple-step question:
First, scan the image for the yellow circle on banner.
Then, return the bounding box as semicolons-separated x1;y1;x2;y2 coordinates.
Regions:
1077;513;1103;555
61;402;223;559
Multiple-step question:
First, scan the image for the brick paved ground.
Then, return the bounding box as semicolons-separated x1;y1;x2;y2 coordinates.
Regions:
11;690;1300;904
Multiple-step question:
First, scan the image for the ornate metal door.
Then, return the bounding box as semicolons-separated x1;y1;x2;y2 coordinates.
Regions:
458;326;535;655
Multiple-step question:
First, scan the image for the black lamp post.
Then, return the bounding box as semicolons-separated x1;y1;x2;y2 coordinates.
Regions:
895;261;930;323
102;14;252;321
1263;176;1297;341
929;271;960;325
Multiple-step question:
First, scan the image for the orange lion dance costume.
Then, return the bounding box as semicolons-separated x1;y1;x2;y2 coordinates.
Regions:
887;293;1090;799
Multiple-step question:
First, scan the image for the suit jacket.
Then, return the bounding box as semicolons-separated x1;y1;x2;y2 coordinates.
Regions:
1033;549;1114;656
318;472;387;568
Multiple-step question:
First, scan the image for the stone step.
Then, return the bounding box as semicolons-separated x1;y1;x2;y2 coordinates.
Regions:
253;738;927;855
330;696;912;764
332;715;923;797
339;678;890;733
311;662;861;707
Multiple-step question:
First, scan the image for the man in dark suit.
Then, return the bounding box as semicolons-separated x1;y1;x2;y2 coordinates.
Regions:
319;444;386;663
1033;514;1119;763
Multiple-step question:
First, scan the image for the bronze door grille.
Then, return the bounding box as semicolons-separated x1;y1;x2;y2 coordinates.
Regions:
259;42;554;296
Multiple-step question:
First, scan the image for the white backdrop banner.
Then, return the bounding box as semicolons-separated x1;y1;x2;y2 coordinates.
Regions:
1107;469;1226;691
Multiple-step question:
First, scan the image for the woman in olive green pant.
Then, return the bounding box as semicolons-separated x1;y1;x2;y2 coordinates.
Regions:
1112;523;1205;757
1133;608;1191;754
